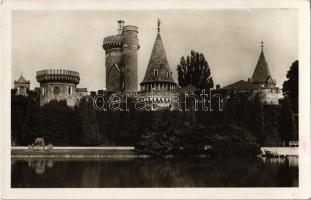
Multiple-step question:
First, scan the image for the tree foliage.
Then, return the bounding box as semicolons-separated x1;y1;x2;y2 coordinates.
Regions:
135;112;261;157
177;50;214;90
249;94;266;145
282;60;298;114
77;98;101;146
40;100;71;145
278;97;297;146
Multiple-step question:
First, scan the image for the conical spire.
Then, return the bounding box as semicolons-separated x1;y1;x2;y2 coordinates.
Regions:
17;73;28;83
141;21;175;84
251;42;271;83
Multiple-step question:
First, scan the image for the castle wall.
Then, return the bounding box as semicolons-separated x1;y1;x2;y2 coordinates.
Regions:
39;82;80;107
254;88;282;105
106;50;123;91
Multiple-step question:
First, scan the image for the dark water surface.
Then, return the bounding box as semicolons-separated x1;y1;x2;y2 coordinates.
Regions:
11;157;298;187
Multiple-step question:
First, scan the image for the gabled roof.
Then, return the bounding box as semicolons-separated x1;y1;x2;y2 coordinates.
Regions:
222;80;257;91
140;32;176;85
251;49;271;83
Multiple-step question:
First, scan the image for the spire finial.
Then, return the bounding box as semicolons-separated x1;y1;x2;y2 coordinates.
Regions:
261;41;264;51
157;18;161;33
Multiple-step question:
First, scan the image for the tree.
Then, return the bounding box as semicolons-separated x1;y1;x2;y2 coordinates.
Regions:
249;94;266;145
11;95;28;145
135;113;176;157
177;50;214;90
20;97;42;145
77;98;101;146
282;60;298;114
40;100;71;145
278;97;297;146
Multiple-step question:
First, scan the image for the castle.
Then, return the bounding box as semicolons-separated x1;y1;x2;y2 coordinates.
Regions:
13;21;282;107
222;42;282;104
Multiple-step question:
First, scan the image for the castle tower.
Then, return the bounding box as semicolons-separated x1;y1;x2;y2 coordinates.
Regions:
140;19;177;96
36;69;81;106
103;20;139;93
14;73;30;96
249;41;277;88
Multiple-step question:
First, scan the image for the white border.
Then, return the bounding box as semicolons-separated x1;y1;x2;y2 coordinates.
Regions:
1;0;310;199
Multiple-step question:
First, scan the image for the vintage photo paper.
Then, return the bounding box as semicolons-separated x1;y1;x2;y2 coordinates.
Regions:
1;0;310;199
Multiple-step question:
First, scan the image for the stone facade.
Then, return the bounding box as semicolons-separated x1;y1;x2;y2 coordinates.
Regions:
36;69;87;106
103;20;139;93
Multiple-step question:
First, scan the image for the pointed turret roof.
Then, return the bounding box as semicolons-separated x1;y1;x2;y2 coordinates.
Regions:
251;42;272;83
140;20;176;85
16;73;29;84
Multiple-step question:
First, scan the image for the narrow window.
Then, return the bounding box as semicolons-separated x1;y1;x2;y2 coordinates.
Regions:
41;86;45;95
154;69;158;77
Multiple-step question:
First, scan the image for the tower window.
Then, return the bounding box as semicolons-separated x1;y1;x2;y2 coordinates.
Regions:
41;86;45;95
154;69;158;77
68;86;72;95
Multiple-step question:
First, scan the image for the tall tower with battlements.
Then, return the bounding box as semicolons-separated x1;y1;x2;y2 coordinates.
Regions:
103;20;139;93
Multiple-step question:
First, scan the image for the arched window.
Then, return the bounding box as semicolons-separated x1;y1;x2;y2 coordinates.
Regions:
167;71;171;78
154;69;158;77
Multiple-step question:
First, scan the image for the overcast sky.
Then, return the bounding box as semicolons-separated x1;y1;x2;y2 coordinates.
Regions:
12;9;297;91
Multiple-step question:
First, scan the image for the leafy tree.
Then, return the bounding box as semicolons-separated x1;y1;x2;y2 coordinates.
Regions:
11;95;28;145
282;60;298;114
278;97;297;146
206;123;260;157
135;113;176;157
77;98;101;146
20;97;42;145
249;94;266;145
40;100;71;145
177;50;214;90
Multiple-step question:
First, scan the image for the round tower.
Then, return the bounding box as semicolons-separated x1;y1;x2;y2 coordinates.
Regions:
103;20;124;92
36;69;80;106
122;25;139;93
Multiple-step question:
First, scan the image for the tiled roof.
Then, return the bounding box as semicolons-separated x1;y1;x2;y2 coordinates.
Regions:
251;50;271;83
140;33;176;84
222;80;257;91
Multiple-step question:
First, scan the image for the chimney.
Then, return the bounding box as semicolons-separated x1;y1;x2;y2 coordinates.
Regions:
117;20;125;34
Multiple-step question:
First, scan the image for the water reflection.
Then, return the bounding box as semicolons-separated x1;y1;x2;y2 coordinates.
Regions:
27;160;55;174
11;157;298;188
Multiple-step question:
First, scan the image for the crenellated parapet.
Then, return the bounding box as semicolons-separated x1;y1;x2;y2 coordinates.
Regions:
103;35;123;51
36;69;80;84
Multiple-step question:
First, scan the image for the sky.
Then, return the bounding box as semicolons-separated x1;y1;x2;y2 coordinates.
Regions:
12;9;298;91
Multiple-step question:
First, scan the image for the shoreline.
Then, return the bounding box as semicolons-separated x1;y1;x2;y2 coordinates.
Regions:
11;146;299;158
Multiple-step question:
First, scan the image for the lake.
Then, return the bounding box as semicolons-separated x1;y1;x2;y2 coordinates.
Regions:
11;156;298;187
